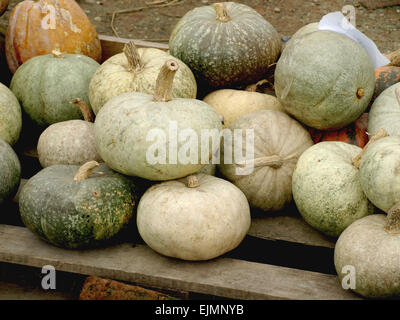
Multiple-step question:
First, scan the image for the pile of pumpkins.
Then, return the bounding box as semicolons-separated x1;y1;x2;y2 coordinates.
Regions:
1;0;400;299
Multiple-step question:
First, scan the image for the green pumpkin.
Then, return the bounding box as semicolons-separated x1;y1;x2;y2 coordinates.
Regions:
285;22;318;48
10;51;99;127
19;161;136;249
169;2;281;88
0;82;22;145
275;30;375;130
0;138;21;205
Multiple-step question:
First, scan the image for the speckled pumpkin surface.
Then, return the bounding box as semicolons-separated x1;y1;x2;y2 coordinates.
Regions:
275;30;375;130
169;2;281;88
0;82;22;145
10;52;99;127
292;142;374;237
19;163;135;249
0;138;21;205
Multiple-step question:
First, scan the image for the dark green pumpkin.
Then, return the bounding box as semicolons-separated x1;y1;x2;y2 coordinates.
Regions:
19;162;136;248
0;138;21;205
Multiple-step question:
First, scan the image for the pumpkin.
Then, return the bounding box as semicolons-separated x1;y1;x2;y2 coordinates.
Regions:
0;82;22;145
292;142;374;237
373;66;400;105
19;161;135;248
0;138;21;205
335;204;400;298
285;22;318;48
203;80;284;128
218;110;313;212
37;99;102;167
10;50;99;127
94;60;222;181
89;41;197;115
169;2;281;88
197;163;216;175
137;174;251;261
0;0;8;16
5;0;101;73
308;113;369;148
275;30;375;130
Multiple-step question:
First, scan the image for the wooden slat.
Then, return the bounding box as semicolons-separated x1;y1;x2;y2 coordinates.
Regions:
0;224;359;300
0;281;72;300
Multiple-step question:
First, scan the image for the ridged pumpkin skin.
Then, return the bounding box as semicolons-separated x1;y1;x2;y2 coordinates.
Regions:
335;215;400;298
368;83;400;136
10;52;99;127
19;163;135;249
218;110;313;212
169;2;281;88
0;138;21;205
89;48;197;115
0;82;22;145
275;31;375;130
5;0;101;73
359;136;400;213
292;142;373;237
137;174;251;261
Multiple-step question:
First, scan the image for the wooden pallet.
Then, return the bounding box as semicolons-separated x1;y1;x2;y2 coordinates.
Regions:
0;35;358;300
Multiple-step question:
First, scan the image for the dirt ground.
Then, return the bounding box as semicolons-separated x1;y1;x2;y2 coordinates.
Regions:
1;0;400;53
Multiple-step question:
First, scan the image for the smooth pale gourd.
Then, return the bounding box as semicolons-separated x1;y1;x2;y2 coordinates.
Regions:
218;110;313;212
275;30;375;130
0;138;21;205
0;82;22;145
89;41;197;115
137;174;251;261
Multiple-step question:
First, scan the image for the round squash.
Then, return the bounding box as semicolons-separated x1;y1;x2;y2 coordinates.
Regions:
19;161;135;249
5;0;102;73
285;22;318;48
0;138;21;205
169;2;281;88
203;81;284;128
0;82;22;145
275;30;375;130
335;205;400;298
95;60;222;181
373;66;400;105
292;142;374;237
37;99;102;168
0;0;8;16
218;110;313;212
89;41;197;115
137;174;251;261
10;50;99;127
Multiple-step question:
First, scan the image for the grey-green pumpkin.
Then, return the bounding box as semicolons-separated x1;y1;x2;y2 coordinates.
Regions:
0;138;21;205
285;22;318;48
10;50;99;127
19;161;136;249
169;2;281;88
0;82;22;145
275;30;375;130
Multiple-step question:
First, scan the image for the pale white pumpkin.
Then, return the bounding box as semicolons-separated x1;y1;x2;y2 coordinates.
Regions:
137;174;251;261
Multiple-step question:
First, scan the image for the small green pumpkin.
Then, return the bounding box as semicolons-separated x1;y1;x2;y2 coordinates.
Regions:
19;161;136;249
0;138;21;205
0;82;22;145
10;50;99;127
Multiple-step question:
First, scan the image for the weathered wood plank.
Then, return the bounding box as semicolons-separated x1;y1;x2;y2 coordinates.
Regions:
0;224;359;300
0;281;72;300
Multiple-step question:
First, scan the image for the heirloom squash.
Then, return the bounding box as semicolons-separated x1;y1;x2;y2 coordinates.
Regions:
169;2;281;88
218;110;313;212
19;161;135;248
137;174;251;261
275;30;375;130
94;60;222;181
10;50;99;127
0;138;21;205
5;0;101;73
373;66;400;104
89;41;197;115
285;22;318;48
0;82;22;145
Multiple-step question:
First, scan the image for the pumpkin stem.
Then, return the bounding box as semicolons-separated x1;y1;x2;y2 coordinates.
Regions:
123;41;144;73
356;88;364;99
70;98;94;123
246;79;269;93
236;155;284;169
385;202;400;234
214;3;231;23
352;128;388;169
153;60;179;102
74;161;100;182
52;49;64;58
187;175;200;188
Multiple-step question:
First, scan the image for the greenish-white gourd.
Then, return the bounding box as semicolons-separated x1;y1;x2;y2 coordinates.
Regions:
0;138;21;205
0;82;22;145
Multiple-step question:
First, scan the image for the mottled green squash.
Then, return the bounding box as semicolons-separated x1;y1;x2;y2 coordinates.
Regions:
19;161;135;249
0;82;22;145
275;30;375;130
284;22;318;48
10;50;99;127
0;138;21;205
169;2;281;88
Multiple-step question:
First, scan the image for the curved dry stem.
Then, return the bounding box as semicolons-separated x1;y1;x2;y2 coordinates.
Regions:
153;59;179;102
74;161;100;182
70;98;94;123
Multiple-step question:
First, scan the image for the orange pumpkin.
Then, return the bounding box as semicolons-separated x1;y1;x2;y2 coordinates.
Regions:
5;0;102;73
308;113;369;148
373;66;400;102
